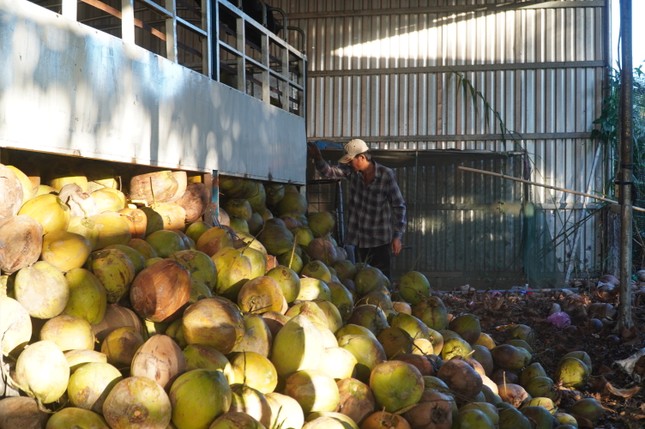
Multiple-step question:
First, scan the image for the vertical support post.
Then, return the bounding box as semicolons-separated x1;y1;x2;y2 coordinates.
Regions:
203;0;213;78
618;0;634;331
121;0;135;44
165;0;178;62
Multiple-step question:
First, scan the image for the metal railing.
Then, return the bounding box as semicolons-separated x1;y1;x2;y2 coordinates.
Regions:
34;0;306;116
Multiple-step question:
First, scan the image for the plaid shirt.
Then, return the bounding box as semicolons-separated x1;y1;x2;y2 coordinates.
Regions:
314;159;406;248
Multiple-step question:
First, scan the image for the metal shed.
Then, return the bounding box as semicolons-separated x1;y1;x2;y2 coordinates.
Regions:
276;0;612;288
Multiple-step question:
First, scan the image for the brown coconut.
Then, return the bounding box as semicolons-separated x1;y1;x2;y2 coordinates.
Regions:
175;182;209;223
0;397;48;429
130;334;186;389
129;170;179;204
0;215;43;274
436;357;483;400
129;259;191;323
0;164;24;221
336;377;376;424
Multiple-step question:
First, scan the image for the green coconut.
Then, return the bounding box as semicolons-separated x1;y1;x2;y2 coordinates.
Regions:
18;193;70;235
327;281;355;322
230;313;273;357
104;244;146;274
145;229;189;258
346;304;390;336
228;351;278;394
67;362;123;412
223;198;253;221
15;340;70;404
240;246;266;279
257;218;295;256
100;326;145;369
270;314;324;377
520;406;555;429
183;344;233;376
498;406;532;429
297;277;332;301
524;376;557;400
356;289;394;315
196;226;234;257
369;360;424;413
14;260;69;319
45;407;110;429
491;343;532;372
228;384;271;427
265;392;305;429
292;225;314;247
209;411;266;429
376;326;414;358
127;237;159;260
86;248;136;304
102;376;172;429
337;333;387;383
284;369;340;414
63;268;108;325
41;230;92;273
569;397;604;425
169;369;232;429
307;211;336;237
64;349;108;372
301;260;333;282
555;356;590;389
448;313;482;345
397;271;431;305
211;247;253;301
170;248;218;291
318;346;358;380
276;190;307;217
237;276;286;315
454;408;495;429
520;362;548;386
182;297;245;354
265;265;301;303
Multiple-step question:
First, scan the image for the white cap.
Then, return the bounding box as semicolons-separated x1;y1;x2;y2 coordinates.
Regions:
339;139;369;164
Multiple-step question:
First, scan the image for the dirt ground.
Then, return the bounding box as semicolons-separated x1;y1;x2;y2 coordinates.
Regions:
437;277;645;429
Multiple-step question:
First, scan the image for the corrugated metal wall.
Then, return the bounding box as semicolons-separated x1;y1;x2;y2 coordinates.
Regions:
275;0;610;288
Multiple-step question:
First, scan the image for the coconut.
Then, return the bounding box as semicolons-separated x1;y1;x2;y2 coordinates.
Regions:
498;406;532;429
240;246;267;279
102;376;172;428
356;289;394;316
175;183;209;224
265;265;301;304
67;212;130;251
92;304;143;342
524;375;557;400
454;408;495;429
337;334;387;383
130;334;186;390
87;247;136;304
411;296;449;331
353;266;389;297
67;362;123;412
168;368;232;429
228;351;278;394
211;247;253;300
14;340;70;404
265;392;305;429
361;411;411;429
0;397;49;429
437;358;483;401
182;297;245;354
64;349;108;372
101;326;145;369
0;296;32;356
129;170;179;204
283;369;340;414
237;276;286;315
18;193;70;234
306;237;339;266
0;215;42;274
519;362;548;387
40;230;92;273
14;260;69;319
397;271;431;305
497;382;530;408
129;259;191;323
276;190;307;217
335;377;375;424
0;164;26;221
91;187;127;213
144;229;187;258
346;304;389;336
227;384;271;427
328;281;355;322
63;268;107;325
116;207;147;238
318;346;358;380
258;218;295;256
403;389;455;429
270;314;324;377
297;277;332;302
555;356;590;389
183;344;233;377
302;415;356;429
376;327;413;359
5;165;35;206
307;211;335;238
101;245;145;276
223;198;253;221
196;226;234;256
230;313;273;357
520;406;555;429
46;407;110;428
284;301;329;330
301;260;333;282
491;343;532;372
448;313;481;345
570;397;604;425
39;314;95;351
369;360;424;413
311;300;344;333
562;350;593;372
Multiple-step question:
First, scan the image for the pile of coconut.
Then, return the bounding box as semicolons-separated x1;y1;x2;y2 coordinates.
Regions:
0;166;605;429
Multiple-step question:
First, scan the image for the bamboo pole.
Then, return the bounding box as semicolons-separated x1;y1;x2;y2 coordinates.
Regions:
457;165;645;213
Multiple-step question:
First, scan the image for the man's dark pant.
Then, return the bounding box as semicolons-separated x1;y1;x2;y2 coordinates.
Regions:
356;244;391;278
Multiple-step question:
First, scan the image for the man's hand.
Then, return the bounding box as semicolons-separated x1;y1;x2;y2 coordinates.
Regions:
392;237;402;256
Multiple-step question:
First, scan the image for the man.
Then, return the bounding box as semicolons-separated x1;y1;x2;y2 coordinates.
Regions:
308;139;407;278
